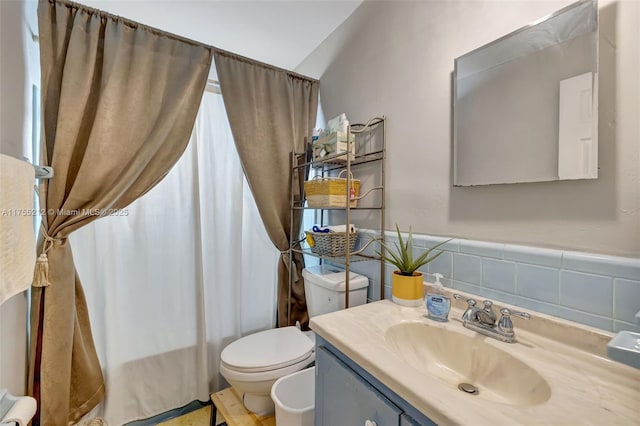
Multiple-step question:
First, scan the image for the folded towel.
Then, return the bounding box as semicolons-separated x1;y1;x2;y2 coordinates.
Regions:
328;224;356;233
0;154;36;306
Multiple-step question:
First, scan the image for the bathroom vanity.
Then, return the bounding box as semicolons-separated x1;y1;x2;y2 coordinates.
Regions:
315;337;435;425
310;295;640;425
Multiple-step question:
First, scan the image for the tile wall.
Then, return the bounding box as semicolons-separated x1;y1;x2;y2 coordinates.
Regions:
348;230;640;333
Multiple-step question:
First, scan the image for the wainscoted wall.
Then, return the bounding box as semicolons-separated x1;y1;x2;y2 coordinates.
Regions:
297;0;640;258
349;230;640;334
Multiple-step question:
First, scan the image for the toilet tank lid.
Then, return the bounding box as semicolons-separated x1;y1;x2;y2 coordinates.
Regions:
302;265;369;291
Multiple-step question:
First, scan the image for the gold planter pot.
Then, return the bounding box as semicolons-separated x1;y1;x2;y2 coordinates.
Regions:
391;271;424;307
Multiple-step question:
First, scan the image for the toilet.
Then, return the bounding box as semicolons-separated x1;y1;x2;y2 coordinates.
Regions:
219;265;369;415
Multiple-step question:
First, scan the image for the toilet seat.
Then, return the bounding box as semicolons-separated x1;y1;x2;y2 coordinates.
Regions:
220;351;315;383
220;326;314;379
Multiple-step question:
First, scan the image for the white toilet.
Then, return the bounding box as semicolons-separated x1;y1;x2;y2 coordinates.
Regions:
219;265;369;415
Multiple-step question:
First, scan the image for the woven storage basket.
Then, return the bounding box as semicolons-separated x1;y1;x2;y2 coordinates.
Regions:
304;171;360;208
305;231;358;256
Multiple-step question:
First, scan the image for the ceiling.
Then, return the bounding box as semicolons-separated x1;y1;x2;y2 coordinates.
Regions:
79;0;362;72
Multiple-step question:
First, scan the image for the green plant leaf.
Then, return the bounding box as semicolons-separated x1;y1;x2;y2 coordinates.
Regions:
396;225;409;269
410;249;445;271
376;225;453;275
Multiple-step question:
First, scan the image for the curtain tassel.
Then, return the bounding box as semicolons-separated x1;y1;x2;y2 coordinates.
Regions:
32;253;51;288
34;225;61;288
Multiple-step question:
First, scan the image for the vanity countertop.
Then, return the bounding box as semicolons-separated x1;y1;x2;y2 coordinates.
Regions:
310;298;640;425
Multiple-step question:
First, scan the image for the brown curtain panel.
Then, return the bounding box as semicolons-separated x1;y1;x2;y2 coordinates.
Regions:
214;50;319;328
30;1;212;424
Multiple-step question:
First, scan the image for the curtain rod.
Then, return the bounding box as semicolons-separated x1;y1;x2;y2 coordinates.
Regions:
50;0;208;48
51;0;319;84
211;48;319;83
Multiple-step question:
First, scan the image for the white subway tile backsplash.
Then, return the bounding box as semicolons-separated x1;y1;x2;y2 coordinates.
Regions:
475;287;522;307
410;233;427;248
427;251;453;278
424;272;451;286
482;259;516;293
361;229;636;332
358;233;380;257
516;264;560;304
383;232;400;247
563;251;640;281
504;244;562;268
459;239;504;259
347;262;369;276
420;236;460;252
413;247;429;275
453;253;482;285
613;321;640;333
367;279;381;302
560;271;613;317
384;263;393;286
384;284;392;300
553;307;614;331
510;298;563;318
452;280;482;295
613;278;640;323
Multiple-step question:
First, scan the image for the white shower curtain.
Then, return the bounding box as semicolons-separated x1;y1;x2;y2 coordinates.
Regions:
70;88;278;425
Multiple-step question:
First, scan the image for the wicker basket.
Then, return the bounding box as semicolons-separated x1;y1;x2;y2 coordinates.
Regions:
305;231;358;256
304;171;360;208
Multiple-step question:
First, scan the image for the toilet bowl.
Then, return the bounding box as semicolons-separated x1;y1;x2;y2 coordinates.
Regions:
219;326;314;415
219;265;369;415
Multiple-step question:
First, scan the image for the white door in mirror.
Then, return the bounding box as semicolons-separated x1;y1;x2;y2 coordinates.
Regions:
558;71;597;180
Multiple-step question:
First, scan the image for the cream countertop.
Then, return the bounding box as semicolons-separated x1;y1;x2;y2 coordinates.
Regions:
310;297;640;425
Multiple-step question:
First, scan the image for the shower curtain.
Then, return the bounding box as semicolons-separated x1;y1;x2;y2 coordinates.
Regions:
70;89;278;425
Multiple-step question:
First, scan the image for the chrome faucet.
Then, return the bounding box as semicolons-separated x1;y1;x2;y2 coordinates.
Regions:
453;294;530;343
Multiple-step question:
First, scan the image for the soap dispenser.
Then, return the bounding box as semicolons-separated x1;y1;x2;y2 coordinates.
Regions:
426;273;451;322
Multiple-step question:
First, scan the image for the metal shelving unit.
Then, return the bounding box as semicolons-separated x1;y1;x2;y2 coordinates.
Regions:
288;117;386;321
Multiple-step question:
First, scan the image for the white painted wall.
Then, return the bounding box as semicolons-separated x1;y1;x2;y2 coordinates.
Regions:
297;0;640;257
0;0;39;395
79;0;362;70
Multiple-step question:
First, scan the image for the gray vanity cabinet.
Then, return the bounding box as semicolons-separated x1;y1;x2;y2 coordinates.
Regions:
315;336;437;426
315;346;403;425
400;414;422;426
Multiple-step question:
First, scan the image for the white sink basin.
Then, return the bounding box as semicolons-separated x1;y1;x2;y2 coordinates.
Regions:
384;321;551;406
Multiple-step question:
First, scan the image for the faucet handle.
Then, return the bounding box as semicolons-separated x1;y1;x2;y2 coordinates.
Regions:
454;294;478;322
498;307;530;335
453;294;476;307
500;307;530;320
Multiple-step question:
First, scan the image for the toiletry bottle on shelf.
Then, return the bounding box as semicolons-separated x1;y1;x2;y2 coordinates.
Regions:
426;273;451;322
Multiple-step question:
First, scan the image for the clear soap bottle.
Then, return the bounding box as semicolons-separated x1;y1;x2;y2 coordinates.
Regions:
426;273;451;322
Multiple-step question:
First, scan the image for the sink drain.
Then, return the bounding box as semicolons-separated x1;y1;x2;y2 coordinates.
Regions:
458;382;479;395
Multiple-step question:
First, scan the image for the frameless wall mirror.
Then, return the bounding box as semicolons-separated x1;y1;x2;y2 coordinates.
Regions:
453;0;598;186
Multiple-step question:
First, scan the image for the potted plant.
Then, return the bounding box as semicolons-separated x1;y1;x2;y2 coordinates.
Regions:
377;225;450;307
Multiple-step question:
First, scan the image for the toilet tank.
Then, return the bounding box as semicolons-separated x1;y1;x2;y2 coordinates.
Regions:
302;265;369;319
